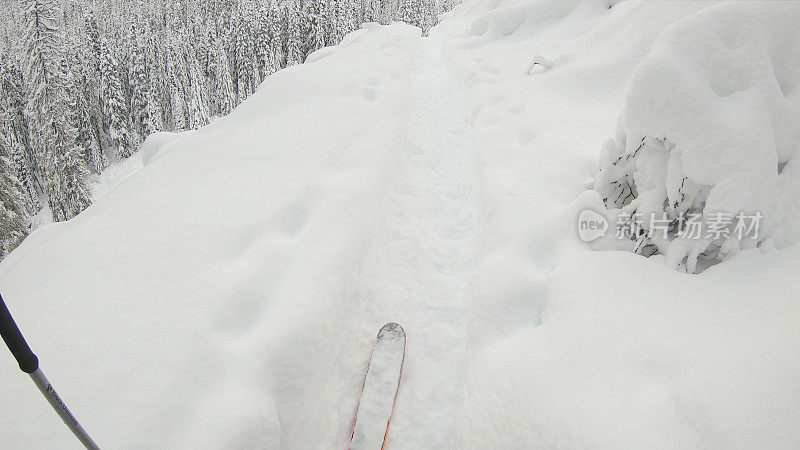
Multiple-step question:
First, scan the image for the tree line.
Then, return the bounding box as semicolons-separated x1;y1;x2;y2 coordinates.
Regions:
0;0;460;259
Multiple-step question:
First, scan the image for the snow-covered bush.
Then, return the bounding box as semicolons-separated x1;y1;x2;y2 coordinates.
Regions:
594;2;800;273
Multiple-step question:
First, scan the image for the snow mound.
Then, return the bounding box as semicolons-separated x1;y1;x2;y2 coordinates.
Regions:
594;2;800;272
140;131;189;165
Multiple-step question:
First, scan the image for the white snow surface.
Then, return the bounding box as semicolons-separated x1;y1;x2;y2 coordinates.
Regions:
1;2;800;449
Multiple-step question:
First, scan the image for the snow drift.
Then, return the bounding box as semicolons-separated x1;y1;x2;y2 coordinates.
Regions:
594;2;800;272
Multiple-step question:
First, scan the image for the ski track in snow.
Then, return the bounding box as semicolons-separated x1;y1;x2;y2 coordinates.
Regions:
360;35;473;449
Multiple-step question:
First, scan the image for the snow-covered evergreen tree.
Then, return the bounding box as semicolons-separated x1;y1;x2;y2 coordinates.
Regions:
305;0;329;58
166;42;188;131
0;53;39;212
66;30;106;174
208;31;235;117
438;0;461;14
382;0;400;25
49;133;91;222
23;0;91;221
72;66;106;173
184;41;211;129
332;0;358;42
99;35;134;159
80;10;110;156
268;0;287;71
62;54;105;178
362;0;380;23
0;133;28;258
145;32;165;132
285;0;307;66
84;11;102;66
401;0;427;30
233;0;258;103
128;25;151;145
255;1;276;81
422;0;438;33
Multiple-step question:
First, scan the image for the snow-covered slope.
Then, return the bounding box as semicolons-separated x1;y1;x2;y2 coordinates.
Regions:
1;23;424;449
2;2;800;449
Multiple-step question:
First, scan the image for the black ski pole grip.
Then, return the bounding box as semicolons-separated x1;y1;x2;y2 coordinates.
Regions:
0;293;39;373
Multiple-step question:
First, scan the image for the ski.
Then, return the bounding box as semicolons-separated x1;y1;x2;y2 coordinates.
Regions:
349;323;406;450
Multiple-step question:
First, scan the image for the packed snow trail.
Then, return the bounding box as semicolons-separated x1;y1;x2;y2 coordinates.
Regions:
359;33;474;449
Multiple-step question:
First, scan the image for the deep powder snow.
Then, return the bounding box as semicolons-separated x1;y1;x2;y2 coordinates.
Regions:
1;2;800;449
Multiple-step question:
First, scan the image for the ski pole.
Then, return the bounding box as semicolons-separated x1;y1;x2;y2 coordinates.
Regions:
0;292;101;450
